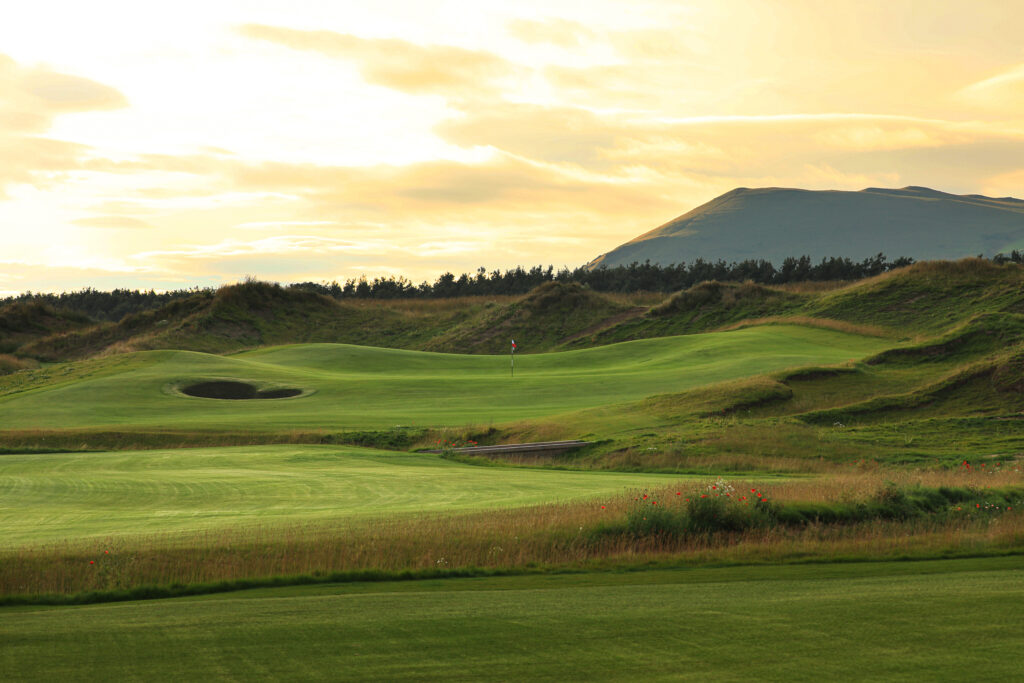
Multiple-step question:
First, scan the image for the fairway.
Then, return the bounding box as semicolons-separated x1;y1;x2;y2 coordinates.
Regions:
0;445;697;546
3;558;1021;681
0;325;887;431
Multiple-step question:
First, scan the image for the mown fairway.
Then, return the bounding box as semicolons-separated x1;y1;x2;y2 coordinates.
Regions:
0;445;700;546
0;325;887;431
3;558;1021;681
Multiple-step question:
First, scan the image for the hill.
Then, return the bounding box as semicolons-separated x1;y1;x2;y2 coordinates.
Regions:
589;186;1024;268
17;281;650;361
14;260;1024;363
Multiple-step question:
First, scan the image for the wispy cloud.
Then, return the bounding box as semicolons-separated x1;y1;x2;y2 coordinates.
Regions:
238;24;514;97
72;215;151;229
0;54;128;197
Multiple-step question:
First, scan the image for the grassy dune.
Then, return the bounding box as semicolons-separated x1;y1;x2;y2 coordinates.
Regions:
3;558;1022;681
0;325;887;431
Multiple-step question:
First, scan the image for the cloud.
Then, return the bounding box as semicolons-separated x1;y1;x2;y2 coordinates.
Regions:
238;24;513;97
506;18;594;47
959;63;1024;110
0;54;128;196
0;260;161;297
982;169;1024;199
435;104;618;165
234;220;340;231
218;153;679;224
609;28;704;62
72;216;151;229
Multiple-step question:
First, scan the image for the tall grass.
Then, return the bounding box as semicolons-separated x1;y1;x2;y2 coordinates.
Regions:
713;315;894;338
0;354;37;375
3;469;1020;600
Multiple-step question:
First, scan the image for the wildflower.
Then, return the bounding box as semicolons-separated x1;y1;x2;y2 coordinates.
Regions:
676;492;681;496
89;561;94;565
601;505;606;509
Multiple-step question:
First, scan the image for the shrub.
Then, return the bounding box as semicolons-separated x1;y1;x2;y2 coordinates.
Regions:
626;479;775;538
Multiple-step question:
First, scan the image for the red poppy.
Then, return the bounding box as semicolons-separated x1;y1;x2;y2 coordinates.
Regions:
676;492;681;496
601;505;606;509
89;561;94;564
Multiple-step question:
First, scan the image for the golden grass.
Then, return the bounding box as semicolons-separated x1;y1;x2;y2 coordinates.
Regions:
713;315;895;339
769;280;855;294
2;468;1020;598
0;354;38;374
343;295;517;316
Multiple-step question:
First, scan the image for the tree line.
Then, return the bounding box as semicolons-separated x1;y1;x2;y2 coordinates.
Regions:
289;253;916;300
6;252;1024;321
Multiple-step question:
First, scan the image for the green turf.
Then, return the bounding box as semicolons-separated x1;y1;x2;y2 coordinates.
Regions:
0;325;887;431
2;557;1021;681
0;444;701;547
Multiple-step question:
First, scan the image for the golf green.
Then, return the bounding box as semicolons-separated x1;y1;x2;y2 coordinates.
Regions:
0;325;887;431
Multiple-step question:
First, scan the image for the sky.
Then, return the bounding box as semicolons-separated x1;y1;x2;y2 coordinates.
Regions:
2;0;1023;295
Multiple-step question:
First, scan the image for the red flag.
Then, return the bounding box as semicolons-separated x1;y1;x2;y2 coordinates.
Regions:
511;339;517;351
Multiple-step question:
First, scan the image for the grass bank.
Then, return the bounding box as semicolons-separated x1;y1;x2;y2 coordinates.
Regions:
3;468;1020;601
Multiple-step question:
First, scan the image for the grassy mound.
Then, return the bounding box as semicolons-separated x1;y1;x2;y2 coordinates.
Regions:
423;281;635;353
0;301;92;356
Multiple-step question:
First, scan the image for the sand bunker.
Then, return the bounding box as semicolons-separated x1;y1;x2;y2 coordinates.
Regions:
182;381;302;400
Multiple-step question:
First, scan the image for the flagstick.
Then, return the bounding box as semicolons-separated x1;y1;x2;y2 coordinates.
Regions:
510;347;514;377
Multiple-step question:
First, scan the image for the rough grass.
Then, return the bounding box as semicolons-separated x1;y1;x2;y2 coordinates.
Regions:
2;466;1020;600
0;354;37;375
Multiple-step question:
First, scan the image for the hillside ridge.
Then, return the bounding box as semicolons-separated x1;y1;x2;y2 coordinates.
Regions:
589;185;1024;268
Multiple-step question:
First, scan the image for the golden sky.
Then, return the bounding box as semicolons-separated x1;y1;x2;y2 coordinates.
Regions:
2;0;1023;294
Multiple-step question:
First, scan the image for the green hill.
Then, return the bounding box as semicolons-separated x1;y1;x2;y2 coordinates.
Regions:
589;186;1024;268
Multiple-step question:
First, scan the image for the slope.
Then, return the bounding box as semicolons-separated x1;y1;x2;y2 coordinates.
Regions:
590;186;1024;268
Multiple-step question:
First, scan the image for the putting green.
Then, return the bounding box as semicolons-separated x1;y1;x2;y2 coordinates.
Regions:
0;445;696;546
0;325;887;431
